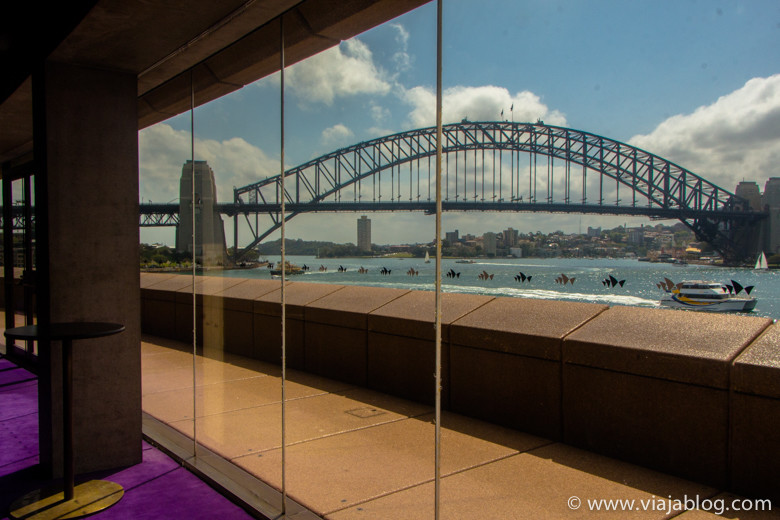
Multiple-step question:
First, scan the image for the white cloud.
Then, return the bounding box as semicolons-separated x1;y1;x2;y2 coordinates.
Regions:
390;23;412;73
286;39;391;106
370;103;391;123
402;85;567;129
139;123;279;206
321;123;354;147
366;126;395;138
391;23;410;47
628;74;780;191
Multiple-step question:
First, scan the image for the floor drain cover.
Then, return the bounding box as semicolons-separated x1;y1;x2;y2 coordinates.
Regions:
346;407;387;418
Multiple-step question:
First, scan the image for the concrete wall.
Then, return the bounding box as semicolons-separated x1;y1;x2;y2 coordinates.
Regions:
37;62;142;477
140;273;779;501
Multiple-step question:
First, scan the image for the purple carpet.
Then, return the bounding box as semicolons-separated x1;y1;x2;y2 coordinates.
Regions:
0;357;256;520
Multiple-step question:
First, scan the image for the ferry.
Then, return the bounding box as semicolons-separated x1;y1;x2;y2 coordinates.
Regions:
270;261;304;276
659;280;756;312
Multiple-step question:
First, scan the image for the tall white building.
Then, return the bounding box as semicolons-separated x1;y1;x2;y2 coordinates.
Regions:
483;232;497;256
357;215;372;251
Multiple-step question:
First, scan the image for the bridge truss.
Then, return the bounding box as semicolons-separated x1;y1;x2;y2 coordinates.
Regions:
227;121;763;263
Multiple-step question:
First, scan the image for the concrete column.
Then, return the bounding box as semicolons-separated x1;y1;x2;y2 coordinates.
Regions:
34;61;141;476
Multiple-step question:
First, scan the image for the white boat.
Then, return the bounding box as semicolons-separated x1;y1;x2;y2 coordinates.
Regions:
755;251;769;270
424;251;430;263
659;280;756;312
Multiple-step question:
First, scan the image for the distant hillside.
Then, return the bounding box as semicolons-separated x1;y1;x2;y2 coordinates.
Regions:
256;238;338;256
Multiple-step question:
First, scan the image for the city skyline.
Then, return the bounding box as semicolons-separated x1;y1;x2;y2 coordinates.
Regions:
139;0;780;247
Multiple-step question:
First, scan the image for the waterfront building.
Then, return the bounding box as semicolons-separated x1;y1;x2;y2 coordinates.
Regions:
628;226;644;245
763;177;780;254
503;227;518;247
483;231;497;256
736;181;762;211
357;215;371;251
445;229;459;244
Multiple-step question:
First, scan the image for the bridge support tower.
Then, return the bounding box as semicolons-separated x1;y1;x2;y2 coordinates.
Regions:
176;160;228;266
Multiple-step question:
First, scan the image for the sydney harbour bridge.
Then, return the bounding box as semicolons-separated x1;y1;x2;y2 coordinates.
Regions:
137;121;767;264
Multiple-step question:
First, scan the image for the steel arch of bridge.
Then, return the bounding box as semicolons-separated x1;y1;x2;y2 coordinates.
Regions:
227;121;763;261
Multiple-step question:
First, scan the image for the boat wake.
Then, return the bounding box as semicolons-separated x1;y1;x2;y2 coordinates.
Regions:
441;284;658;307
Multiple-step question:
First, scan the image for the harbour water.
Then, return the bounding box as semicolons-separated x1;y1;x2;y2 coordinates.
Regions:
219;256;780;321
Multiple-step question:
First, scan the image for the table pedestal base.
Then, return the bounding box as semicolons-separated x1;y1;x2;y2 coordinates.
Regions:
9;480;124;520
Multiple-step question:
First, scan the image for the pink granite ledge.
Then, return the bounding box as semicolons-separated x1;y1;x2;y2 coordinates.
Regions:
732;323;780;398
367;291;494;341
563;306;772;388
303;285;410;330
450;297;608;360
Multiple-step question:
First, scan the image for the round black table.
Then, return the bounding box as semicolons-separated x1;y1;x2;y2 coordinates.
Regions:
4;322;125;520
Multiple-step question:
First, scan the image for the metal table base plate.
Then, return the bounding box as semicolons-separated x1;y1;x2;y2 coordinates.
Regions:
9;479;124;520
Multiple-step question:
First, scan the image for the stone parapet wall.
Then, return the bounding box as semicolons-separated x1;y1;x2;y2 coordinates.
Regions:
140;272;779;502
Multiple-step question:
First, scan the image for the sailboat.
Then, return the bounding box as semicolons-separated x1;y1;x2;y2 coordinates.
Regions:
424;251;431;263
754;251;769;271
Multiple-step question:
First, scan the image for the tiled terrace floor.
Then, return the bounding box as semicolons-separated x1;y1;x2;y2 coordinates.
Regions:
2;329;778;519
0;355;255;520
140;335;779;519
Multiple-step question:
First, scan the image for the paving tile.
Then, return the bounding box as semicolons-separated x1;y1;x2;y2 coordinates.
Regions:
141;339;188;357
141;349;194;372
143;371;352;423
141;356;265;395
330;443;717;520
236;411;547;516
174;387;431;461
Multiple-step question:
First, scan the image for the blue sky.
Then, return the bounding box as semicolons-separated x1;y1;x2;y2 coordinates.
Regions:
140;0;780;246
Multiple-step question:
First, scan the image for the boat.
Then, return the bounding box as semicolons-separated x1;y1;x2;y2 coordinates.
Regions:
659;280;756;312
455;259;475;264
755;251;769;270
270;261;304;276
424;251;431;263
